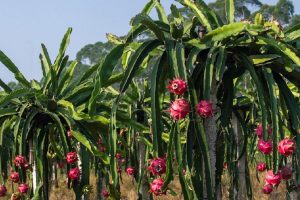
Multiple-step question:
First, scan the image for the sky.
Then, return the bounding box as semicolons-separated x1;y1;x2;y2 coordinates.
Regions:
0;0;299;83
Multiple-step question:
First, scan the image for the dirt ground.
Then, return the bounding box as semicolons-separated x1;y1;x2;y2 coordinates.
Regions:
2;167;287;200
48;168;287;200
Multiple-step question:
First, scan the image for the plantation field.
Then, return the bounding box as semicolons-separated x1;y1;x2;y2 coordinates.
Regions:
0;0;300;199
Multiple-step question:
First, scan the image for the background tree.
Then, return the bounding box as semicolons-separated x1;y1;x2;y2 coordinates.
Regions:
253;0;294;24
208;0;262;20
76;41;114;65
289;14;300;27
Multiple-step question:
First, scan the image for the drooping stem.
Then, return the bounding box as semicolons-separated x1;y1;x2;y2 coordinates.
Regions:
76;142;88;200
232;112;247;199
137;140;150;199
136;103;151;200
96;167;105;200
29;139;37;193
51;162;58;188
204;77;218;196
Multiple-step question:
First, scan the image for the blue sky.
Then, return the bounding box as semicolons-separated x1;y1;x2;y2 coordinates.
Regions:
0;0;299;83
